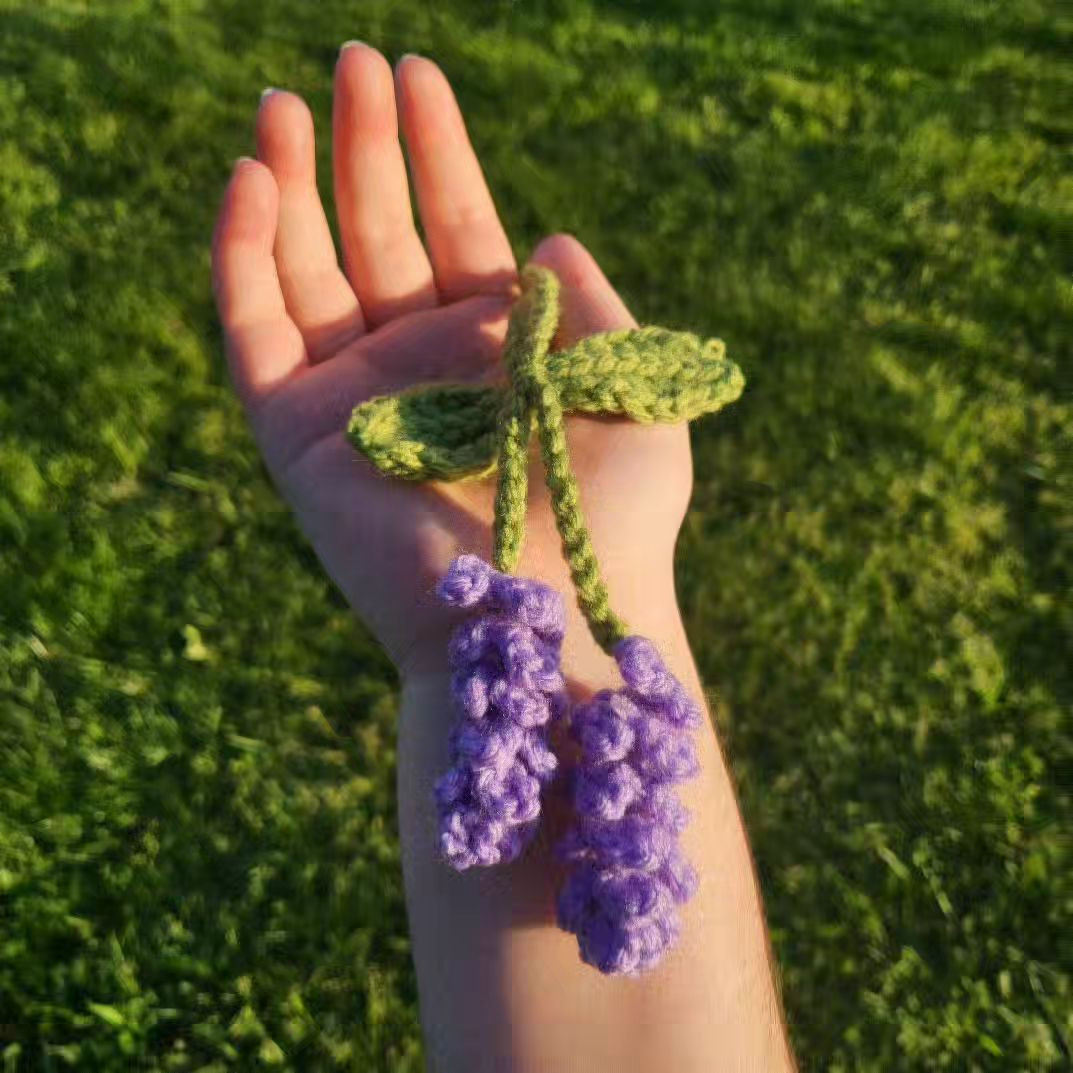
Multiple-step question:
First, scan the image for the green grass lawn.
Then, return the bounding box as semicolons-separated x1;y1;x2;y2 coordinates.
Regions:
1;0;1070;1068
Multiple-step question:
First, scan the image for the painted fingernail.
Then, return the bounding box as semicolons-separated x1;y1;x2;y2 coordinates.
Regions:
260;86;278;100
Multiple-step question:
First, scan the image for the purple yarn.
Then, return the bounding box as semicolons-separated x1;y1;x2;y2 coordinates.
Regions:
433;557;704;973
434;555;566;870
557;636;703;975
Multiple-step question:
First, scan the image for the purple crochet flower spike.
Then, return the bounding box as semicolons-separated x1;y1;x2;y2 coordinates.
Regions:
556;636;702;975
433;554;567;870
347;266;740;977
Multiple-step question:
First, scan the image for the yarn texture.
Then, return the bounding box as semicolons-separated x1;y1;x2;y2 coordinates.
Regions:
434;555;565;869
557;636;702;975
346;264;744;975
348;328;744;483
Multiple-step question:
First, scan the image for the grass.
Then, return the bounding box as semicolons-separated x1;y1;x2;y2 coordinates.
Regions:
1;0;1070;1068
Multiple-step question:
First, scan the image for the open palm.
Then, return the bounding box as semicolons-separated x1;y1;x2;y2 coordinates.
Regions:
211;44;692;677
209;48;799;1071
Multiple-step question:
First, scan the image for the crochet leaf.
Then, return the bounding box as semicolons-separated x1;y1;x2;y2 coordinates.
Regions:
347;382;500;481
550;328;742;423
347;328;743;482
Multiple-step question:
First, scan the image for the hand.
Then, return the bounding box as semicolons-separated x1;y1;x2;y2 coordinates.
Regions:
212;45;795;1072
211;44;692;680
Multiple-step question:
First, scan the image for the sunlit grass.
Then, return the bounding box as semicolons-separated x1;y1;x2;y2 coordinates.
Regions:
1;1;1069;1068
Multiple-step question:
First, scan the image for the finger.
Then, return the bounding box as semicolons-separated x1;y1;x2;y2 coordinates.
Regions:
395;54;516;302
528;233;637;346
211;158;307;408
256;89;364;361
333;41;437;326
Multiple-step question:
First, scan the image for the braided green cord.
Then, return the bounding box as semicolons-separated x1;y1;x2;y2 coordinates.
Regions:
349;332;743;482
490;392;531;574
530;363;630;649
491;265;561;573
491;264;627;646
347;263;745;653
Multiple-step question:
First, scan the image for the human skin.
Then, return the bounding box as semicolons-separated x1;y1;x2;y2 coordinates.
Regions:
211;41;796;1072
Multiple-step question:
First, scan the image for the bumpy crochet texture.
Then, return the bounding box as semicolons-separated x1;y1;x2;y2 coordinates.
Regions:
434;554;565;869
558;636;702;975
348;333;744;483
347;264;744;974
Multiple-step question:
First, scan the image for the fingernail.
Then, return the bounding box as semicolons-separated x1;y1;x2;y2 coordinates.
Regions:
340;40;367;54
397;52;422;66
234;155;255;169
260;86;278;100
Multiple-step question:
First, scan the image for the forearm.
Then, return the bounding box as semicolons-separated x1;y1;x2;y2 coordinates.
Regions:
396;571;795;1073
217;44;790;1071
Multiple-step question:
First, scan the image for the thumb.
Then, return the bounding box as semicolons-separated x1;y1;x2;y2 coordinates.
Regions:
527;234;637;348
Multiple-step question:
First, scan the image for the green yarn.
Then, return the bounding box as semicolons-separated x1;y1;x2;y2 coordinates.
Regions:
526;326;630;649
346;264;745;652
490;263;560;575
348;326;743;483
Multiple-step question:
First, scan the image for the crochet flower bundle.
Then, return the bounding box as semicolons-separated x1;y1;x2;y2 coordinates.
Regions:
348;264;744;974
557;636;703;975
433;554;565;870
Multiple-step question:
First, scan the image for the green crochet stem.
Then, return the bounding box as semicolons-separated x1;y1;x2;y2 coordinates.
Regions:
492;266;628;647
347;264;745;653
490;264;559;576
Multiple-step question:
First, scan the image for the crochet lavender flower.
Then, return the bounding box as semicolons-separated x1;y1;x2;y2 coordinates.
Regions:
347;264;744;974
433;554;565;869
557;636;702;974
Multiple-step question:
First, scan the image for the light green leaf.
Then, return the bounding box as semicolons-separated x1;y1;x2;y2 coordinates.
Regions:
347;382;500;482
87;1003;126;1028
347;329;743;482
549;328;743;423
